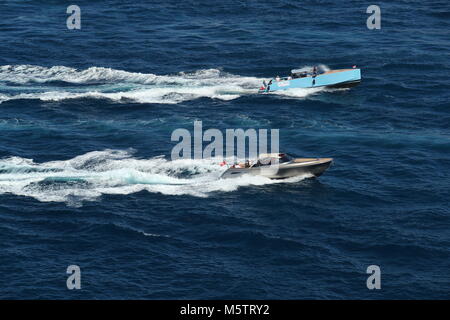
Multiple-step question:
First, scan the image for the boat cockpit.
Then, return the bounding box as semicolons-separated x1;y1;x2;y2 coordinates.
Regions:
231;153;293;168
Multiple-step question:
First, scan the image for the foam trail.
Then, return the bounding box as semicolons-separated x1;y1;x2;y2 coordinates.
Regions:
0;149;311;205
0;65;325;104
271;87;324;98
0;65;261;104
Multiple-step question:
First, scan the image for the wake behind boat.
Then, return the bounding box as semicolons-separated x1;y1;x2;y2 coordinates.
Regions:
221;153;333;179
259;66;361;93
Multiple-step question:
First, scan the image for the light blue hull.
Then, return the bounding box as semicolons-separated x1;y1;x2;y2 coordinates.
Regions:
262;69;361;92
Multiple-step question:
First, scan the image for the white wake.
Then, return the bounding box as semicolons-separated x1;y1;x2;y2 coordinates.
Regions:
0;149;311;205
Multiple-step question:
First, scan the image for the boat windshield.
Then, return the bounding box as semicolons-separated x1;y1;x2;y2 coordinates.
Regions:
279;154;293;163
250;158;273;168
251;154;293;167
290;66;327;78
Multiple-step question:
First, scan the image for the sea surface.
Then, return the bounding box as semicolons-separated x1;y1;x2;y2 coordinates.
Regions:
0;0;449;299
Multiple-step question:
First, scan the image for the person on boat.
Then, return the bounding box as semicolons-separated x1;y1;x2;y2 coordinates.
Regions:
312;66;318;76
275;75;281;82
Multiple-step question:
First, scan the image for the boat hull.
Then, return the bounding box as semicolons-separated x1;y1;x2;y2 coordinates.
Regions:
260;69;361;92
221;158;333;179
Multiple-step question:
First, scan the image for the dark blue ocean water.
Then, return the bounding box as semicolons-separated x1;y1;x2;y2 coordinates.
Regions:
0;0;449;299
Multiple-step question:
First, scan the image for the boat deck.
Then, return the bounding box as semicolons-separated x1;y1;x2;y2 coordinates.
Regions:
321;69;353;75
293;158;333;164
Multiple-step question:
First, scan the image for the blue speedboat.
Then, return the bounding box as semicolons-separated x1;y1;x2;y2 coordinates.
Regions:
259;66;361;93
